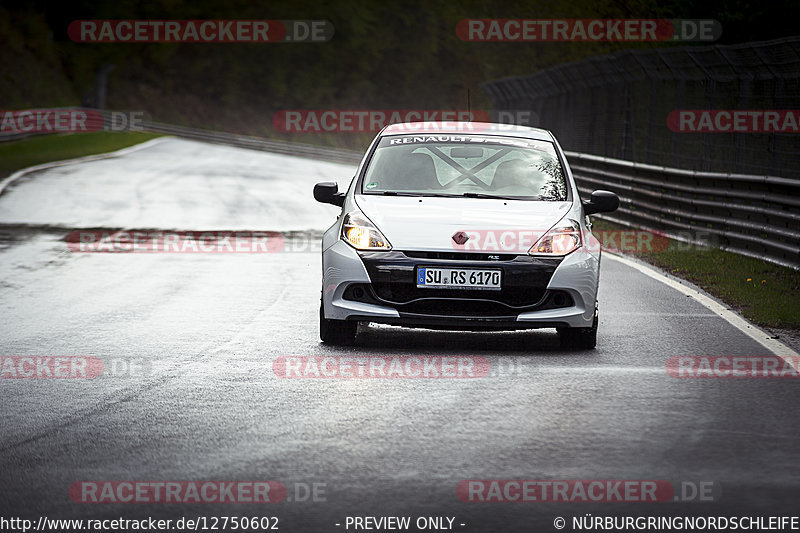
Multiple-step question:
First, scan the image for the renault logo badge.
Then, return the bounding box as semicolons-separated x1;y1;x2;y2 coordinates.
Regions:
452;231;469;245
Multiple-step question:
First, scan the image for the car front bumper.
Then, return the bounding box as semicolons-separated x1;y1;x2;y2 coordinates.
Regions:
321;240;599;330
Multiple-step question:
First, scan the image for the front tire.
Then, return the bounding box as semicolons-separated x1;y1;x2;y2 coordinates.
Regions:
557;313;598;350
319;303;357;345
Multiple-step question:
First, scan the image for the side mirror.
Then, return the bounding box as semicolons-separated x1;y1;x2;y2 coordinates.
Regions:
313;182;345;207
583;190;619;215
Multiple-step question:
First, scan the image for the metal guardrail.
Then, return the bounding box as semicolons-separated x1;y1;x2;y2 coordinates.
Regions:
566;151;800;269
481;37;800;179
3;109;797;268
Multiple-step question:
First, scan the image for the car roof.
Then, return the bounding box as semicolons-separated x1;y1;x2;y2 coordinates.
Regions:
379;121;554;142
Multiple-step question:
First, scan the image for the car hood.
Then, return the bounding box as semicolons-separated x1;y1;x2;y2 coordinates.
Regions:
354;195;573;253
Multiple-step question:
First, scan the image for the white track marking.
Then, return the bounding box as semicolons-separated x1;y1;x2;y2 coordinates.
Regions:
605;252;800;360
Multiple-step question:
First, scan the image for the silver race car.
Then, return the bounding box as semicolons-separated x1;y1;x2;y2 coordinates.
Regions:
313;122;619;348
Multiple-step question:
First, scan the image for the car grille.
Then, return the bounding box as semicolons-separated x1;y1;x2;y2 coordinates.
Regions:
348;251;569;318
372;282;546;307
403;251;516;261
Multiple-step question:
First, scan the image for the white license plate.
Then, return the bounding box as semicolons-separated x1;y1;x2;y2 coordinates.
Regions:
416;267;501;289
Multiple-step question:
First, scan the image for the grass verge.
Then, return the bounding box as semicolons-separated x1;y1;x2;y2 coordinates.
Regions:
592;219;800;330
0;132;161;180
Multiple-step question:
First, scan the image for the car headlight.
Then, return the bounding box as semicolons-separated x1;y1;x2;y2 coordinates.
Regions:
529;219;582;256
341;210;391;250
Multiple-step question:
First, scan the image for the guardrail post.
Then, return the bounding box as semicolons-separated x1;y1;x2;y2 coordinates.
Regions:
94;63;116;110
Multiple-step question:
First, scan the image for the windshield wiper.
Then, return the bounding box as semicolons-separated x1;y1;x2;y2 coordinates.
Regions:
461;192;535;200
375;191;418;196
372;191;460;198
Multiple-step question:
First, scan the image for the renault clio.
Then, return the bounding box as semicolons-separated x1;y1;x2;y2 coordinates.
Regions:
313;122;619;348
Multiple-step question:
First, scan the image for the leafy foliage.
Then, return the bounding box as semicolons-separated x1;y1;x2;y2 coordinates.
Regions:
4;0;799;149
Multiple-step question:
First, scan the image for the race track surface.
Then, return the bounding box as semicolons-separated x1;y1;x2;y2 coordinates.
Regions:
1;138;797;532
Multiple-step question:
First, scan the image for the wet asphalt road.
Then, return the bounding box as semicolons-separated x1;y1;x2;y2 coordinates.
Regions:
0;139;798;532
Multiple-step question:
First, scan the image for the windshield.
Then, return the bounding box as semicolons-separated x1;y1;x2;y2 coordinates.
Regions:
361;134;568;200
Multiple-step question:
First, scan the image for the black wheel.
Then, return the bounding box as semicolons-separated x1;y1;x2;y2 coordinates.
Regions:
319;303;357;345
558;313;598;350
